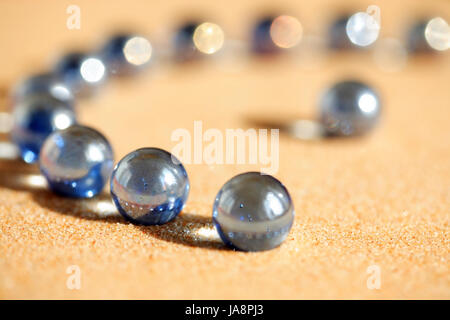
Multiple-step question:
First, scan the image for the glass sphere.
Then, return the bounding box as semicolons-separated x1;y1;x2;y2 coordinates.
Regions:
100;34;152;75
346;12;380;47
251;16;280;54
319;80;381;136
11;93;76;163
213;172;294;251
13;73;74;103
110;148;190;225
173;21;201;62
193;22;225;54
39;125;114;198
54;52;106;97
328;14;354;49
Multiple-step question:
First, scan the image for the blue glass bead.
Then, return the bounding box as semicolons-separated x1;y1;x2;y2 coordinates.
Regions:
251;16;279;54
13;73;74;103
407;19;433;53
99;33;151;75
319;80;381;136
54;52;106;97
173;21;200;62
11;93;77;163
39;125;114;198
328;14;354;50
213;172;294;251
110;148;190;225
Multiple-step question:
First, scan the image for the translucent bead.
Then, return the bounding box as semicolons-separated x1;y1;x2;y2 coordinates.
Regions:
110;148;190;225
213;172;294;251
39;125;114;198
193;23;225;54
99;34;152;75
11;93;76;163
251;16;280;54
346;12;380;47
54;53;106;97
13;73;74;103
319;80;381;136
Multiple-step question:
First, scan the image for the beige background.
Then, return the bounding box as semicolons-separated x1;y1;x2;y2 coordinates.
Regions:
0;0;449;299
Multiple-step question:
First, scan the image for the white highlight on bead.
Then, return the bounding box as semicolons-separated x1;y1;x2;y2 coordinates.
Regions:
87;144;104;162
50;84;73;101
270;15;303;49
80;58;105;83
425;17;450;51
346;12;380;47
123;36;153;65
358;93;377;114
193;22;225;54
53;112;73;130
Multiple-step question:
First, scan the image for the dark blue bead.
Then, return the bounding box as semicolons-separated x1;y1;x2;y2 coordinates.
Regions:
13;73;74;103
328;14;356;50
54;52;106;97
407;19;433;53
99;33;151;75
251;16;279;54
39;125;114;198
173;22;200;61
213;172;294;251
11;93;76;163
110;148;190;225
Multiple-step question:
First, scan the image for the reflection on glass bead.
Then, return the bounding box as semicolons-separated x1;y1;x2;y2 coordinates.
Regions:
193;22;225;54
346;12;380;47
213;172;294;251
425;17;450;51
319;80;381;136
252;16;279;54
110;148;190;225
39;125;114;198
100;34;152;75
54;53;106;97
13;73;74;103
173;21;201;62
11;93;76;163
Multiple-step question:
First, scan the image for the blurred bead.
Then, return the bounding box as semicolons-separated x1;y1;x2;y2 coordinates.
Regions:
346;12;380;47
11;93;76;163
251;16;279;54
111;148;190;225
270;15;303;49
213;172;294;251
39;125;114;198
319;80;381;136
54;53;106;97
100;34;152;75
407;19;435;53
13;73;74;103
173;21;201;62
193;22;225;54
328;14;355;50
425;17;450;51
